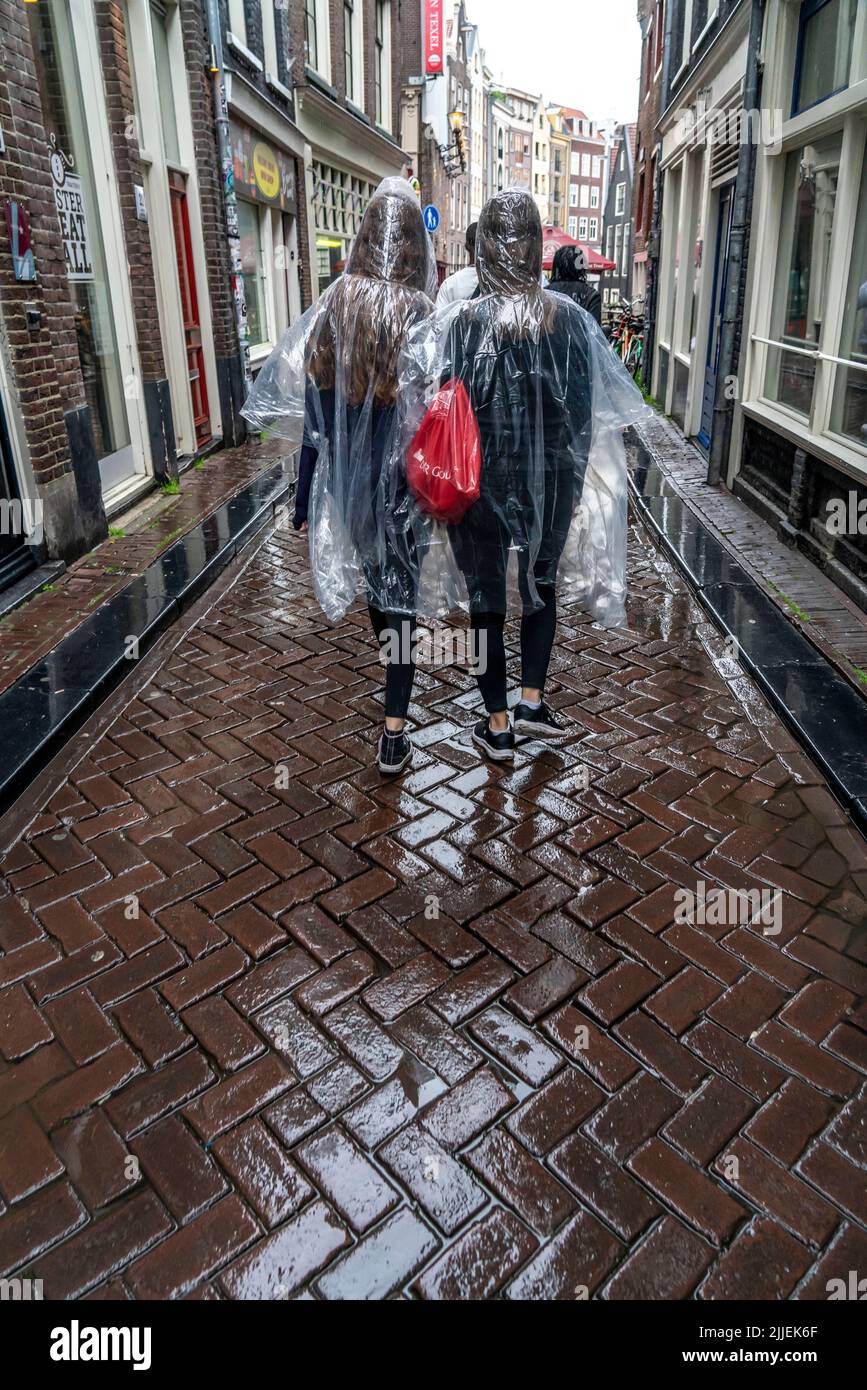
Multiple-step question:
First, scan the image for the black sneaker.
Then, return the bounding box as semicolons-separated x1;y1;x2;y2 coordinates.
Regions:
513;701;566;739
377;730;412;775
472;718;516;762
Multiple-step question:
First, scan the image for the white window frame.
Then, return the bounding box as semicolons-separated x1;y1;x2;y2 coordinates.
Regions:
578;215;588;240
261;2;279;83
592;155;601;178
305;0;331;81
568;215;578;238
126;0;220;452
227;0;247;45
344;0;364;108
739;0;867;478
589;216;598;241
580;184;590;207
63;0;153;503
615;181;626;215
581;152;590;176
569;184;578;206
590;185;600;208
374;0;392;131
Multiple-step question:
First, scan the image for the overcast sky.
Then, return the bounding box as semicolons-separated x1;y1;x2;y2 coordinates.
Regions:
463;0;643;126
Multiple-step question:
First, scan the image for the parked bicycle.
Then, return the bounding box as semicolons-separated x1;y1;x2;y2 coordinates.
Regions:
608;297;645;379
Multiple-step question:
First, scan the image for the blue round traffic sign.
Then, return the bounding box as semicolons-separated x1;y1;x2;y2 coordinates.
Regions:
423;204;440;233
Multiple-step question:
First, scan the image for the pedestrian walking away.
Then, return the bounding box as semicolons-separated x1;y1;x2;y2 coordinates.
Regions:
436;221;479;307
241;178;438;776
399;189;647;761
547;244;603;325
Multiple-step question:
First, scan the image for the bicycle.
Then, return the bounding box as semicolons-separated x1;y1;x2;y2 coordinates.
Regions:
608;297;645;380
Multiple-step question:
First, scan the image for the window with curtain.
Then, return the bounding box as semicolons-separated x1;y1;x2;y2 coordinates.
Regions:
793;0;857;115
764;132;843;416
830;135;867;447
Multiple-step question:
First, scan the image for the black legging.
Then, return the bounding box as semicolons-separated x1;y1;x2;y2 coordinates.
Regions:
368;606;417;720
471;584;558;714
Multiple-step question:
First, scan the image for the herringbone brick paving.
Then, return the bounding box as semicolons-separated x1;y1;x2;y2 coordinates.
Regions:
0;515;865;1300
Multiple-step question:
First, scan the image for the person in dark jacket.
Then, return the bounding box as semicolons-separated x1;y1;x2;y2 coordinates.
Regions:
436;191;594;760
548;244;602;325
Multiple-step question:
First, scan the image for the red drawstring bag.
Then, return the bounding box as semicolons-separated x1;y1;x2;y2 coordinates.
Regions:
406;379;481;524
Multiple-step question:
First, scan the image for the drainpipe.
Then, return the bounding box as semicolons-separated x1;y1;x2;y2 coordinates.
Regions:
204;0;251;410
707;0;765;486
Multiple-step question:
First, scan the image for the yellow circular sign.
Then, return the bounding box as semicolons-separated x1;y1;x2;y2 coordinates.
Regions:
252;142;280;200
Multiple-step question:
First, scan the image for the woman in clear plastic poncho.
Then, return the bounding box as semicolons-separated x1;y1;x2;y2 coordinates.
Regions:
397;189;648;761
241;178;438;775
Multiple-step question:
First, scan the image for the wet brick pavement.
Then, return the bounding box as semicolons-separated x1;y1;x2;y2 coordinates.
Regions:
0;514;865;1300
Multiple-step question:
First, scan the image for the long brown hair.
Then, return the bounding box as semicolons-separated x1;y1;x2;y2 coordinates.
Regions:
307;193;433;407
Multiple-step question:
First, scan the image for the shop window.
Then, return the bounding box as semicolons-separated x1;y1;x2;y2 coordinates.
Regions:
830;135;867;447
793;0;857;115
765;132;843;416
30;0;131;470
237;200;268;351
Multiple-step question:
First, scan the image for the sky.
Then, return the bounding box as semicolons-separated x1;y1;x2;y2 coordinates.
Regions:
463;0;643;126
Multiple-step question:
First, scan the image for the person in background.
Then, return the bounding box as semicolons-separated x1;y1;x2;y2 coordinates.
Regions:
436;222;479;307
547;244;602;325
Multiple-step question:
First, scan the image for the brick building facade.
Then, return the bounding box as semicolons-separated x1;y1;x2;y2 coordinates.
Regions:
0;0;250;595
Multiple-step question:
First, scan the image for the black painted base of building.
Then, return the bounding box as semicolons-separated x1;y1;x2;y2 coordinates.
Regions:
736;417;867;615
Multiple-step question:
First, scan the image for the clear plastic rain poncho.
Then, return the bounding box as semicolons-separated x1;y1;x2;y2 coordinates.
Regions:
241;177;438;620
395;188;651;628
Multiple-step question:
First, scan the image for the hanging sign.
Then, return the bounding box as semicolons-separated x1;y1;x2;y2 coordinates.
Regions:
49;139;94;282
424;1;444;75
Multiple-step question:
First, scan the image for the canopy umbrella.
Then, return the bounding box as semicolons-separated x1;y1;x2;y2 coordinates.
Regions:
541;225;615;272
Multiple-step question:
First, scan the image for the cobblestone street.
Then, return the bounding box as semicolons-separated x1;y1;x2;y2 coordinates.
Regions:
1;510;865;1301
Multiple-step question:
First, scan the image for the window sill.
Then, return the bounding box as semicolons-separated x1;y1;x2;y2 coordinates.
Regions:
741;399;867;480
249;343;275;366
266;72;293;104
304;65;338;101
227;32;263;74
346;100;371;127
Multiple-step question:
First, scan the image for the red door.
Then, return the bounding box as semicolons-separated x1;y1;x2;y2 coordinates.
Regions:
168;170;210;448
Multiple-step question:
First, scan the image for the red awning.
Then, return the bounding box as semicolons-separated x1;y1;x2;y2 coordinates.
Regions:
541;225;615;272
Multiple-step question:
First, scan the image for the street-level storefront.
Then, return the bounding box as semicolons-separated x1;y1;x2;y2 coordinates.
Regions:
29;0;153;510
311;160;378;296
231;118;303;367
125;0;221;456
731;0;867;608
652;4;749;443
0;371;37;591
